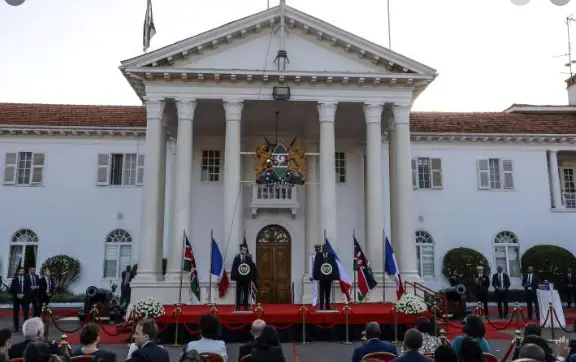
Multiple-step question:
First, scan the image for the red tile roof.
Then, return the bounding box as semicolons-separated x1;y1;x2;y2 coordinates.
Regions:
1;103;576;134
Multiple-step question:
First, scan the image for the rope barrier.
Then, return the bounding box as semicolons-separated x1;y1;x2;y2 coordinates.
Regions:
484;309;518;331
499;339;516;362
551;305;575;333
49;313;86;334
182;323;201;335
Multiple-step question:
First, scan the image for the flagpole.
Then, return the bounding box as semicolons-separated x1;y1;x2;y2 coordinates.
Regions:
352;229;357;303
208;229;213;305
382;229;386;304
178;230;185;305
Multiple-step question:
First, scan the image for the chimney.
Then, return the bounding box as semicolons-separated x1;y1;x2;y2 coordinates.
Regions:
566;74;576;105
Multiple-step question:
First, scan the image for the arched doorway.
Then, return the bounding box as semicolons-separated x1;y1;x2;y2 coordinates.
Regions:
256;224;291;304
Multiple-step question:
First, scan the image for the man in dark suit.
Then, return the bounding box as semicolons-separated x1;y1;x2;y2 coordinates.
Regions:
238;319;266;362
522;266;540;320
131;319;169;362
565;267;575;308
473;266;490;317
492;265;511;319
390;328;433;362
312;244;340;310
8;317;61;359
120;266;132;308
231;244;257;311
38;269;54;309
26;267;41;317
351;322;397;362
9;266;29;332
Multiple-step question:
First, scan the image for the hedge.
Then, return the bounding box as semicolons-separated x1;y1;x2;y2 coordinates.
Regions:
442;247;491;282
0;292;85;304
521;244;576;293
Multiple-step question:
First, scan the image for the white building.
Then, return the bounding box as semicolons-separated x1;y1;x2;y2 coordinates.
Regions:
2;2;576;304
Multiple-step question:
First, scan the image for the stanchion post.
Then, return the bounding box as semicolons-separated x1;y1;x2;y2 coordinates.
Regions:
209;303;219;316
549;302;556;341
298;305;308;345
58;334;72;356
393;302;398;345
127;309;138;348
254;303;264;319
90;304;100;323
431;302;438;336
514;302;520;329
170;304;183;347
342;301;352;344
476;302;482;316
361;330;367;343
439;329;447;345
514;329;522;347
42;303;51;337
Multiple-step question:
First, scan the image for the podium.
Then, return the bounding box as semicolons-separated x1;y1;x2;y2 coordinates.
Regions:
537;289;566;328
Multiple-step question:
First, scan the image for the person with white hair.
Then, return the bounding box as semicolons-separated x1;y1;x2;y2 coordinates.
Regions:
238;319;266;362
8;317;60;359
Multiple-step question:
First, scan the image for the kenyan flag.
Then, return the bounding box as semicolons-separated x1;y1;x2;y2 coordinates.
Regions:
183;233;200;302
354;237;377;301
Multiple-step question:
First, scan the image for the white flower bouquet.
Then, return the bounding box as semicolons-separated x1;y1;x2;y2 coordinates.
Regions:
133;297;165;320
395;293;428;315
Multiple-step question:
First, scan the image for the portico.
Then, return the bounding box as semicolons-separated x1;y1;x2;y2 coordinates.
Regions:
120;1;436;304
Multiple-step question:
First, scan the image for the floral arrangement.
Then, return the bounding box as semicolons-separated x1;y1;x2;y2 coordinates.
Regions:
395;293;428;315
133;297;165;319
40;255;81;293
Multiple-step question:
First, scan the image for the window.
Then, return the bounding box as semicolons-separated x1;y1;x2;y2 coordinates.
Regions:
411;157;442;189
477;158;514;190
97;153;144;186
493;231;520;278
7;229;38;277
335;152;346;183
103;229;133;278
201;150;221;182
3;152;45;185
415;230;435;278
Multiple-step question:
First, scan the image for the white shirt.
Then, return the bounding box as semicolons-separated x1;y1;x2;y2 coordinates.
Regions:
186;338;228;361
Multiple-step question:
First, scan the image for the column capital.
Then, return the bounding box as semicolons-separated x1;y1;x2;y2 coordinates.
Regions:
144;97;165;120
175;98;197;121
317;101;338;123
223;99;244;121
363;103;384;124
392;104;412;125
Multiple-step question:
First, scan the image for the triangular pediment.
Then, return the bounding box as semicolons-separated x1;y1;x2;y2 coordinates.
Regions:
121;5;436;77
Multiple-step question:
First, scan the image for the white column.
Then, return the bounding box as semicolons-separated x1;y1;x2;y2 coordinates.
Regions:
166;99;196;281
135;98;166;282
318;102;338;246
223;100;244;267
363;103;385;272
392;104;419;279
305;152;318;273
549;151;563;208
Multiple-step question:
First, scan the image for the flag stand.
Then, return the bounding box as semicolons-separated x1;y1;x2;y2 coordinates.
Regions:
207;229;213;305
170;230;186;347
382;229;386;303
352;229;357;303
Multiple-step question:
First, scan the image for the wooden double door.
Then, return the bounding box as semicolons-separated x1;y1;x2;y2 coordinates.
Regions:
255;225;291;304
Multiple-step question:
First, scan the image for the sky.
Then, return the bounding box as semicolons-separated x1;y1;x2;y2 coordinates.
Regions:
0;0;575;112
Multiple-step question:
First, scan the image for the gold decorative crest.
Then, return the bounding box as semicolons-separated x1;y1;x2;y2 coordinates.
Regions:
254;138;305;185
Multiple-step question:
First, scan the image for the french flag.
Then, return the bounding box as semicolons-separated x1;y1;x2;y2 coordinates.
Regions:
325;239;352;301
384;236;405;299
210;239;229;297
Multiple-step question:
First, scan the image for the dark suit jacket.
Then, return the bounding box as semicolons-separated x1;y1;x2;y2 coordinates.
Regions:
231;254;256;282
312;252;340;281
390;350;433;362
522;274;539;292
8;339;61;359
351;339;397;362
565;272;575;286
238;339;258;362
473;274;490;295
9;275;30;300
491;273;511;290
39;277;54;301
26;273;40;297
131;342;169;362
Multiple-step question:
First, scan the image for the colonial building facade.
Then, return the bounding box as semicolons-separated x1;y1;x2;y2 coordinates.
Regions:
1;2;576;304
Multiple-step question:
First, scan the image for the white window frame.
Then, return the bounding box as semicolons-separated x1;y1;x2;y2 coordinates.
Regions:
493;231;521;278
411;157;442;189
3;152;45;186
335;152;346;184
477;158;514;190
96;153;144;187
103;229;133;279
200;150;221;182
415;230;435;278
7;229;39;279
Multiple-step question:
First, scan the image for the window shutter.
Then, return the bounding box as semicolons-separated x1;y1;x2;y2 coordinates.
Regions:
411;159;417;189
103;245;118;278
502;159;514;189
97;154;110;186
136;154;145;186
421;244;435;277
430;158;443;189
3;152;17;185
476;158;490;189
31;153;45;185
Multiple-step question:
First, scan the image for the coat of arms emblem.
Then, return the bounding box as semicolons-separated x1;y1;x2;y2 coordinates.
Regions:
255;137;305;186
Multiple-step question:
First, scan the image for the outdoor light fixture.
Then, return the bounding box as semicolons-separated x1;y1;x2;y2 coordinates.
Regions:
274;49;289;71
272;86;291;100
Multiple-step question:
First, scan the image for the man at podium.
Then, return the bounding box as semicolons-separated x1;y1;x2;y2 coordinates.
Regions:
231;244;257;311
312;244;339;311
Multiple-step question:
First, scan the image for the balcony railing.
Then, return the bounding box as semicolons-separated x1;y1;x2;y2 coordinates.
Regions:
250;184;299;217
563;192;576;208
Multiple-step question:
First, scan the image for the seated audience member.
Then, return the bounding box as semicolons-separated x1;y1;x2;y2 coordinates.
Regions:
179;349;201;362
71;323;116;362
519;343;546;362
22;340;64;362
457;337;484;362
400;317;439;355
9;317;60;359
186;314;227;361
352;322;397;362
451;315;491;354
524;323;542;337
390;328;433;362
0;329;12;360
512;335;555;361
131;319;169;362
238;319;266;362
250;326;285;362
433;345;458;362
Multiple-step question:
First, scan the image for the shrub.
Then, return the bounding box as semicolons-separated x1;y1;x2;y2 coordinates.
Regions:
442;247;491;284
131;258;167;278
41;255;81;293
521;245;576;293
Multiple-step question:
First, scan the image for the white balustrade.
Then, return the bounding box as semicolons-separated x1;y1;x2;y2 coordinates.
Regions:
250;184;299;217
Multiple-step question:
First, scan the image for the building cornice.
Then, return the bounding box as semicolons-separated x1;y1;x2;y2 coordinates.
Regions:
0;125;146;137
